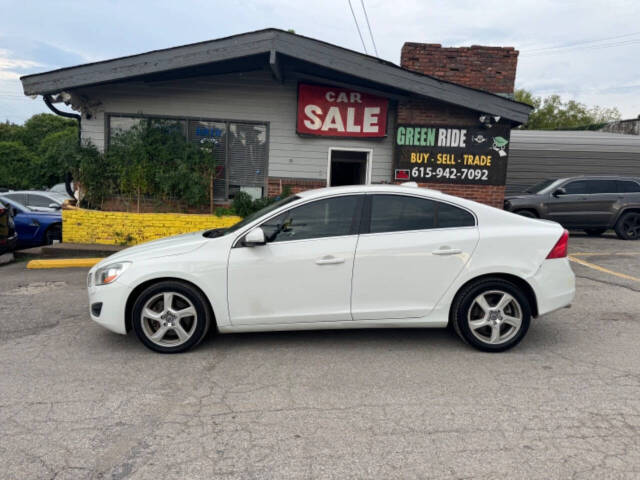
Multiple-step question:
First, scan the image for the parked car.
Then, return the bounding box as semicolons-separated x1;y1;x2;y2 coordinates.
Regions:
49;182;75;198
87;184;575;354
0;190;70;212
0;197;62;248
0;199;17;255
504;176;640;240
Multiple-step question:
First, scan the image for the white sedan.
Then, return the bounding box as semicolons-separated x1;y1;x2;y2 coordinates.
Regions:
87;184;575;353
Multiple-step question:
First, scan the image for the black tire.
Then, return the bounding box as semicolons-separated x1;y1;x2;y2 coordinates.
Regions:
451;278;531;352
514;209;537;219
584;228;606;236
614;211;640;240
132;281;212;353
45;224;62;244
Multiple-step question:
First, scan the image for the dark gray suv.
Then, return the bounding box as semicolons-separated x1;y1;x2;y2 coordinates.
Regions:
504;176;640;240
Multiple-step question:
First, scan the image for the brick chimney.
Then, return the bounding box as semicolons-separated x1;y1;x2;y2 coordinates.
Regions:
400;43;519;94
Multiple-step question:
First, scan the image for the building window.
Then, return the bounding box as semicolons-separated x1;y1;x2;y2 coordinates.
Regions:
107;114;268;202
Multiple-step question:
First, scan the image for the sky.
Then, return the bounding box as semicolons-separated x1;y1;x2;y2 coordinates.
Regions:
1;0;639;124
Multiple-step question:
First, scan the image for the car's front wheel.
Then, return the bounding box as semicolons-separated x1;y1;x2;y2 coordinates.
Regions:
451;279;531;352
132;281;212;353
614;212;640;240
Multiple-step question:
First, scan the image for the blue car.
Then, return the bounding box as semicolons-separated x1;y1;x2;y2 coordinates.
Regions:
0;196;62;249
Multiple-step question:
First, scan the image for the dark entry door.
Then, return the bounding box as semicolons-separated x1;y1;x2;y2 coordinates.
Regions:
330;150;368;186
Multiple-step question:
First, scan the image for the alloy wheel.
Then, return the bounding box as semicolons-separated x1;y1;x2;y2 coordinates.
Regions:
467;290;523;345
140;292;198;347
622;213;640;239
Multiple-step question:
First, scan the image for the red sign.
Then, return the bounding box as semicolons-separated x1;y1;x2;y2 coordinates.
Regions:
297;83;388;137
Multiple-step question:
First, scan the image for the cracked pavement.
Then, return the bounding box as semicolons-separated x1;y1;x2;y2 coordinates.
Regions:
1;233;640;479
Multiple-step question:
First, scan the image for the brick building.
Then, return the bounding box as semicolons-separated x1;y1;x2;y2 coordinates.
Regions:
21;29;531;208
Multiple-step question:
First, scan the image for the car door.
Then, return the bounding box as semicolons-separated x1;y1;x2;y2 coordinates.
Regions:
547;179;617;227
545;180;589;227
227;194;363;325
351;194;479;320
12;209;40;246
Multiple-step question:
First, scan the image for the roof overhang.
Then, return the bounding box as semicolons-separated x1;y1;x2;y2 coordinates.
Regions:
20;29;532;124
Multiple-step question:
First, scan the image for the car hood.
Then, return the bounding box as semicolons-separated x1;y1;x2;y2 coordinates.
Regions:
98;231;210;266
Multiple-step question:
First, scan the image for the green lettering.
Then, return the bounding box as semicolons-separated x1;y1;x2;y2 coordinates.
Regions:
396;126;406;145
405;127;414;146
426;128;436;146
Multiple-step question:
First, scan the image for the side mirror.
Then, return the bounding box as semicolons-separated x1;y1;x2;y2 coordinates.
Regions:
244;227;266;247
552;187;567;198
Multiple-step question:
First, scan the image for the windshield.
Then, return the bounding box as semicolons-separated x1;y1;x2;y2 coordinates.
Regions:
524;179;561;194
219;195;301;236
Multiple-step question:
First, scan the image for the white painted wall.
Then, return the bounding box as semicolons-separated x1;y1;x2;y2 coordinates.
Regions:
78;70;394;183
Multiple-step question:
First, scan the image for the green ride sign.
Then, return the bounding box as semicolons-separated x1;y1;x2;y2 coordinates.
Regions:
394;125;511;185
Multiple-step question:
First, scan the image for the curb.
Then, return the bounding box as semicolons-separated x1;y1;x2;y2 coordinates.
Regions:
26;258;104;269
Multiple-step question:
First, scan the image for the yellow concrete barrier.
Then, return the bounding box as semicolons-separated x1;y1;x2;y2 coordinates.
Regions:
27;258;104;269
62;208;242;246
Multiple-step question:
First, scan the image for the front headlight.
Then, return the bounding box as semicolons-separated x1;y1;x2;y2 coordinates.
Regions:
94;262;131;286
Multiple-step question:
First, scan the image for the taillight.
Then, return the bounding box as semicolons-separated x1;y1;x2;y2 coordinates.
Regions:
546;229;569;259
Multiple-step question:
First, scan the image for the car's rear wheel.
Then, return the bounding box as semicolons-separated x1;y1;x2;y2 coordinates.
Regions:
132;281;211;353
513;209;537;219
614;212;640;240
452;279;531;352
585;228;606;236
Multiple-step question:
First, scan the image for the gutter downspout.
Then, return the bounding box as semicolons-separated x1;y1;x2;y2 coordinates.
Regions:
43;94;80;198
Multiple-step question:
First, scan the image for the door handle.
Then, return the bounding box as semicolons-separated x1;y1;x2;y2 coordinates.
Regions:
432;247;462;256
315;255;345;265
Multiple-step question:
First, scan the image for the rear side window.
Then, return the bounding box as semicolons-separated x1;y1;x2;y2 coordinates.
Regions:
617;180;640;193
587;180;617;194
370;195;436;233
438;202;476;228
369;195;474;233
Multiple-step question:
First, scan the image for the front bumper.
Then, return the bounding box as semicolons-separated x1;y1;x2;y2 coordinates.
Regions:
530;258;576;316
87;279;130;335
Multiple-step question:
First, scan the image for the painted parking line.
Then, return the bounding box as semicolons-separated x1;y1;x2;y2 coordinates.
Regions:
571;251;640;257
26;258;104;269
568;255;640;283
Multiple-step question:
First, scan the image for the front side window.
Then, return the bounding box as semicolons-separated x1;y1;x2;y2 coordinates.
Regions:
563;181;589;195
28;194;56;208
261;195;361;243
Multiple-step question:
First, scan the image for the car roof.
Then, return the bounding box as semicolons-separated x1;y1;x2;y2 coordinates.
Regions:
296;184;447;199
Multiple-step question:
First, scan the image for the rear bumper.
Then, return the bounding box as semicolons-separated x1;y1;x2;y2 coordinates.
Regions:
530;258;576;316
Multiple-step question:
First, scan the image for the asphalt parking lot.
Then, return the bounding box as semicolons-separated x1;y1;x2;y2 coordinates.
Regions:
1;233;639;479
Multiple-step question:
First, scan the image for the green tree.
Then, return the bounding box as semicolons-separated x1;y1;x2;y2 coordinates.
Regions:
20;113;77;150
0;141;37;189
515;89;621;130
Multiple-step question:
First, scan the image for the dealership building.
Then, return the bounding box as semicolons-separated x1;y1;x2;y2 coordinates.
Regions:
21;29;532;207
